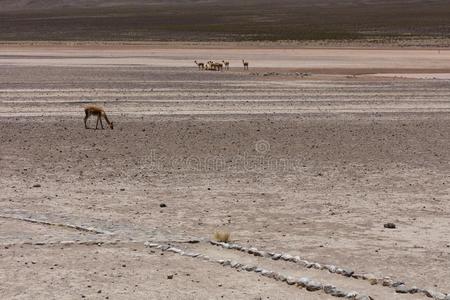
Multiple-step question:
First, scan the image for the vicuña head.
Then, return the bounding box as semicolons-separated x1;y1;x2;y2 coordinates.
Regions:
84;105;114;130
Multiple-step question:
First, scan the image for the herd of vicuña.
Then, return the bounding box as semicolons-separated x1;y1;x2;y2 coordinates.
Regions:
195;59;249;71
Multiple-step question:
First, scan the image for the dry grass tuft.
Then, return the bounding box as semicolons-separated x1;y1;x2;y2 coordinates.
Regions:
214;230;231;243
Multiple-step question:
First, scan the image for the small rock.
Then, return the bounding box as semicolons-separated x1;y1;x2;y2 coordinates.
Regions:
312;263;322;269
384;223;396;229
323;284;337;294
32;184;41;188
272;253;282;260
297;277;310;287
345;291;359;298
248;247;258;254
395;285;412;293
325;265;337;273
342;269;354;277
274;273;287;282
286;277;296;285
305;280;322;291
167;275;173;279
331;289;348;297
355;296;372;300
159;203;167;208
391;281;405;287
261;270;274;277
244;265;256;272
424;290;446;300
281;254;293;261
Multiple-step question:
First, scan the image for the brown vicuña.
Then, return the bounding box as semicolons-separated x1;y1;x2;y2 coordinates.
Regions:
84;105;114;130
242;59;249;70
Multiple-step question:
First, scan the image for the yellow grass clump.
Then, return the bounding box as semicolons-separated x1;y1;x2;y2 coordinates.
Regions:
214;230;231;243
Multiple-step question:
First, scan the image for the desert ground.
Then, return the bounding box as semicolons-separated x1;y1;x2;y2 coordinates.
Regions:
1;45;450;300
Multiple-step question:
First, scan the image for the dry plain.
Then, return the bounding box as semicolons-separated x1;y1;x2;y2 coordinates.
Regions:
0;45;450;299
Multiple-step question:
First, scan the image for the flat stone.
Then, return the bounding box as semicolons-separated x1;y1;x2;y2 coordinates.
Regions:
248;247;258;254
254;267;263;273
281;254;293;261
305;280;322;291
255;251;266;257
391;281;405;287
297;260;309;267
231;244;242;250
286;277;296;285
325;265;337;273
395;285;412;293
331;289;348;297
144;242;159;247
60;240;76;245
275;273;287;282
323;284;337;294
261;270;273;277
312;263;322;269
244;265;256;272
272;253;282;260
342;269;354;277
382;278;394;287
345;291;359;299
222;260;231;266
297;277;310;287
424;290;446;300
167;247;182;253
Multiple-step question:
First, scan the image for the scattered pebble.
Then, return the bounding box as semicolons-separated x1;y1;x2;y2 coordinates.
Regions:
159;203;167;208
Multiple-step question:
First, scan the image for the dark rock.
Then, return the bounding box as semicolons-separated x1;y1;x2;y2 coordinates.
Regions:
167;275;173;279
384;223;396;229
160;203;167;208
32;184;41;188
395;285;412;293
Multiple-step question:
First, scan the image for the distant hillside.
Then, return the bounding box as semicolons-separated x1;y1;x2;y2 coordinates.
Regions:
0;0;449;42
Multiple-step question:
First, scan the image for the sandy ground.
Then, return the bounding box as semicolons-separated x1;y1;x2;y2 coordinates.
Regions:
1;45;450;300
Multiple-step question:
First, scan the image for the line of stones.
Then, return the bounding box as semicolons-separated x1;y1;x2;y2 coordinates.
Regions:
1;240;123;248
210;241;450;300
0;214;113;235
144;241;372;300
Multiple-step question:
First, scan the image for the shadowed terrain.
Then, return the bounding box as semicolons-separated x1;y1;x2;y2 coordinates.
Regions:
0;0;449;42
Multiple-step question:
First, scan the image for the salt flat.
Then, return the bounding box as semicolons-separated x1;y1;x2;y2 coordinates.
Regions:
1;45;449;299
